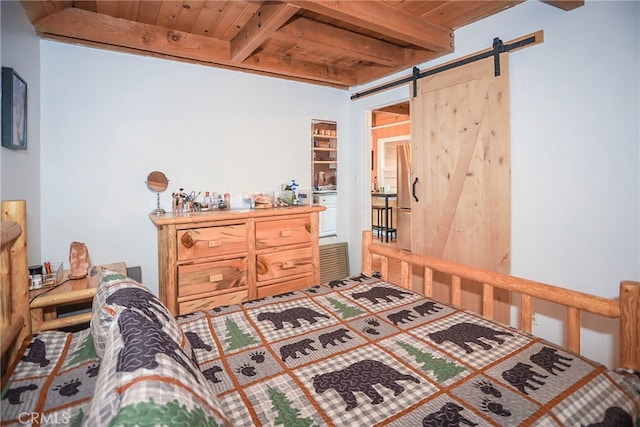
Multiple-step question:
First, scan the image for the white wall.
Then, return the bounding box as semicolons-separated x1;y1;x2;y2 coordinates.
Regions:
40;42;350;297
15;0;640;368
347;0;639;367
1;0;41;263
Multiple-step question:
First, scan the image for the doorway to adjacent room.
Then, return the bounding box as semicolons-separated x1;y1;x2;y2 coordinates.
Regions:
370;103;410;248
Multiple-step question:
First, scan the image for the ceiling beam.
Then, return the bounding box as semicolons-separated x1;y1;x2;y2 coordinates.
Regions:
33;7;231;62
32;5;355;88
241;49;357;86
230;2;300;63
278;17;404;67
541;1;584;11
284;0;454;54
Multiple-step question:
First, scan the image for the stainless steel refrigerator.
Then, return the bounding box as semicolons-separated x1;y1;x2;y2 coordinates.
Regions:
396;144;412;250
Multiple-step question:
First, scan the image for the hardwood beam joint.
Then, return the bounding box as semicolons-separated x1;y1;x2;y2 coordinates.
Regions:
284;0;454;54
282;17;405;67
230;2;300;63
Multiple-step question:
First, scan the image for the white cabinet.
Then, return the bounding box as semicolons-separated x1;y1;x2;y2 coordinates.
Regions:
315;193;337;237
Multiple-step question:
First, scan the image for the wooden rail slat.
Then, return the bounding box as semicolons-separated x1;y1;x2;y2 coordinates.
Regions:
482;283;494;319
521;294;533;334
620;280;640;370
451;275;461;307
423;267;433;297
566;307;581;353
38;312;93;332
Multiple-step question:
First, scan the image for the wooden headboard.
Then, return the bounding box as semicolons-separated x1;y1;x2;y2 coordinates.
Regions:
361;231;640;371
1;200;31;375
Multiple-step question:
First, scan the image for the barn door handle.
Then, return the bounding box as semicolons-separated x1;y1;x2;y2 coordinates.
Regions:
412;177;419;202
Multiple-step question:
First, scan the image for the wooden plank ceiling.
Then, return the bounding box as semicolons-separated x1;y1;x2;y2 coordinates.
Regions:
20;1;582;89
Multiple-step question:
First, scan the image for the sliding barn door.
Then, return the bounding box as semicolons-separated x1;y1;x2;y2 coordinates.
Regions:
410;55;511;320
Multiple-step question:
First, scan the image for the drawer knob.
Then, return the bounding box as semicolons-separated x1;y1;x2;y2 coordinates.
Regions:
209;273;224;283
208;240;222;247
280;230;293;237
181;232;194;248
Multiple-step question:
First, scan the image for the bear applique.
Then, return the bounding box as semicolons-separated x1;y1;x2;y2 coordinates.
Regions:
428;322;514;353
422;402;478;427
116;309;200;382
313;359;419;411
280;338;317;361
414;301;443;316
185;331;212;352
257;307;330;330
106;287;170;324
388;309;418;325
202;365;224;383
584;406;633;427
529;346;573;375
318;328;353;348
351;286;413;304
501;362;548;394
21;338;50;367
2;384;38;405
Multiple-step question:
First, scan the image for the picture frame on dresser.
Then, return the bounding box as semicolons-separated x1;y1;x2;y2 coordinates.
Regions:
1;67;27;150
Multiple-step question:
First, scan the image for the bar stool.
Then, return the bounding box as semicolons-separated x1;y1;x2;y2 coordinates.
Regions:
372;205;385;238
372;205;395;241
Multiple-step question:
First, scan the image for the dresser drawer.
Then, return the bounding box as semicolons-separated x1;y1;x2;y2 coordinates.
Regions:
256;246;313;283
178;224;247;260
179;289;249;314
257;275;314;298
255;217;311;249
178;258;248;297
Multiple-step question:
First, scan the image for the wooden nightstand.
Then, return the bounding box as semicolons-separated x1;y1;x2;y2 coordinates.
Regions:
29;262;127;333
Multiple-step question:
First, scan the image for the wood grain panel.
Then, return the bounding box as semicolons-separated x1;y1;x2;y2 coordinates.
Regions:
255;217;311;249
177;223;247;261
178;258;248;297
256;246;313;283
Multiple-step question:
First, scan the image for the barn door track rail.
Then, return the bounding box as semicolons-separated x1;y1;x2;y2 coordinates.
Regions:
350;30;543;101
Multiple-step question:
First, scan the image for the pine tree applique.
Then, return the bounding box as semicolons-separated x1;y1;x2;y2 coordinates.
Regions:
70;408;84;427
397;341;465;382
325;297;364;319
66;334;98;367
224;317;259;351
267;386;318;427
110;399;223;426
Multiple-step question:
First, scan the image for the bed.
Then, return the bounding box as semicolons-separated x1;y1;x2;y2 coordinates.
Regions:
2;199;639;426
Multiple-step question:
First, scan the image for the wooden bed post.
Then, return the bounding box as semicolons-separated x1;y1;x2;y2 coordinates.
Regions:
362;230;373;276
1;200;30;362
619;280;640;371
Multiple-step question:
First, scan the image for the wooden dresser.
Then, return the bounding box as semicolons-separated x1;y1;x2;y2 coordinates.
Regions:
149;206;325;315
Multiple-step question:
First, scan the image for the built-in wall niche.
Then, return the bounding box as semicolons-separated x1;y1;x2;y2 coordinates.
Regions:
311;119;338;237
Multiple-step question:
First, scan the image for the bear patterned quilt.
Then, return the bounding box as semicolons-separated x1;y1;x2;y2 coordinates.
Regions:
2;273;639;426
177;274;640;426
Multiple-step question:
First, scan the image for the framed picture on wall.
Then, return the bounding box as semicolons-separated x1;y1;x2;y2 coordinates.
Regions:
2;67;27;150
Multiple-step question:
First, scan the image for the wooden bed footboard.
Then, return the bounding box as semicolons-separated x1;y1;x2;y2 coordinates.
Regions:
1;200;30;375
361;230;640;371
